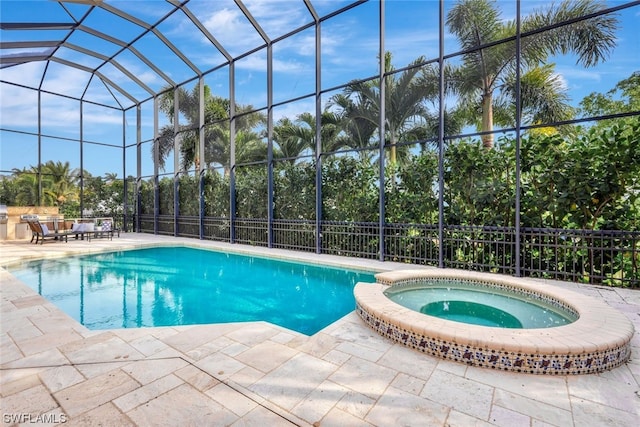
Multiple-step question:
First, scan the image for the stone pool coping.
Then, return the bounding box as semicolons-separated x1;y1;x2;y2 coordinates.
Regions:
355;269;635;375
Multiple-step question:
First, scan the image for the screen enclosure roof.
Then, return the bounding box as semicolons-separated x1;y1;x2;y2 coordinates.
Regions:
0;0;353;110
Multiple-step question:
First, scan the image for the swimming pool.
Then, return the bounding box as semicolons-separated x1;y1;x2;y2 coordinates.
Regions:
8;246;375;335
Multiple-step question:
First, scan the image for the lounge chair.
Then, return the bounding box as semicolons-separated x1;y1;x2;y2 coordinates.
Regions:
27;220;38;243
27;220;71;244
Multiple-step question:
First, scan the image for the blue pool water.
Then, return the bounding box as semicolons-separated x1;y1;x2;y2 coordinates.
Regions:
385;281;577;329
8;247;375;335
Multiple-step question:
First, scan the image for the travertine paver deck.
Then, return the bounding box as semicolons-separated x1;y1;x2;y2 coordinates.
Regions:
1;234;639;426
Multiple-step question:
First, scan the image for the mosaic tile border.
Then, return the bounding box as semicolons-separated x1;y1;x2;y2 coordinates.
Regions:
356;304;630;375
355;270;634;375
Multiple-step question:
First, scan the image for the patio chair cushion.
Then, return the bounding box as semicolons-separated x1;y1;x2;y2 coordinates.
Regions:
102;220;112;231
41;223;50;235
72;223;94;232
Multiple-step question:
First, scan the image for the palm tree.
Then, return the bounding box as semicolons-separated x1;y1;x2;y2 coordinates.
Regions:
333;53;438;165
157;85;200;171
11;162;79;207
505;63;574;126
12;167;41;206
446;0;618;148
104;172;118;184
272;111;345;162
41;161;79;206
272;117;312;161
405;108;467;152
328;93;378;157
157;85;266;170
203;126;267;177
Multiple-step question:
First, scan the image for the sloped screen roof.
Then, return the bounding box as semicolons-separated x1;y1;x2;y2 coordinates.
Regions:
0;0;353;109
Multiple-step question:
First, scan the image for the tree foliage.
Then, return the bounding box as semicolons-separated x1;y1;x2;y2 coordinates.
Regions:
446;0;618;147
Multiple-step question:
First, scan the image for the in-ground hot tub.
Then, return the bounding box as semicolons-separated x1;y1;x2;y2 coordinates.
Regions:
354;270;634;375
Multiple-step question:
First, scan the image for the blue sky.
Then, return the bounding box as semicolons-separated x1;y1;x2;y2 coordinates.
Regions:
1;0;638;178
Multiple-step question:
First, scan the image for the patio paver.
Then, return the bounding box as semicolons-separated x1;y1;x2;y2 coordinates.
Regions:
1;234;638;426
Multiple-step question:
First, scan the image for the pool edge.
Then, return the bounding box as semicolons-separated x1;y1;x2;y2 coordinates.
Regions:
354;269;634;375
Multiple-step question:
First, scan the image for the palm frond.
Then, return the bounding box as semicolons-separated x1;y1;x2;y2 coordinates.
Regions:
522;0;618;68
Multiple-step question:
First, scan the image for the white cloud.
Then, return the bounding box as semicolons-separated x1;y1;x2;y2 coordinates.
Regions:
191;0;316;60
0;63;80;129
98;59;163;100
0;62;123;133
0;47;168;111
385;30;446;66
553;65;607;104
232;49;308;74
0;86;39;128
242;0;310;37
40;64;93;97
0;61;46;90
108;0;172;21
555;66;602;83
271;98;315;122
273;32;316;58
200;5;264;54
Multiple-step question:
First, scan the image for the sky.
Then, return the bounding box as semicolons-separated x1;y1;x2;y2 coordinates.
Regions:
1;0;639;178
